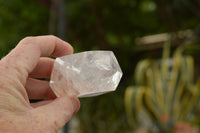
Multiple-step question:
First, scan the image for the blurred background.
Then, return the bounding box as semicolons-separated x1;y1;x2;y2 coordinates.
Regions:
0;0;200;133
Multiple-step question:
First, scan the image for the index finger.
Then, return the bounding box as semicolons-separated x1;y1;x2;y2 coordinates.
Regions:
18;35;73;57
1;35;73;85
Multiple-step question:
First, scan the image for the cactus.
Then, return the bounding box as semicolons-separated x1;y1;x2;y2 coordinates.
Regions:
124;45;200;132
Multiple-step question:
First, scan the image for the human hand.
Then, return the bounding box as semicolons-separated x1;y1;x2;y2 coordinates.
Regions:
0;35;80;133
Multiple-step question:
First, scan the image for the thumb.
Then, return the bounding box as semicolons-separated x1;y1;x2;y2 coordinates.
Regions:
30;96;80;131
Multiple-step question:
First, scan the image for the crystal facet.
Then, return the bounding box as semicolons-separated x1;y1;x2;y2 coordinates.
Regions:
50;51;123;98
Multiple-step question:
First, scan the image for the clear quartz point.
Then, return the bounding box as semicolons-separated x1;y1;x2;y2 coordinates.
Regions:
50;51;123;98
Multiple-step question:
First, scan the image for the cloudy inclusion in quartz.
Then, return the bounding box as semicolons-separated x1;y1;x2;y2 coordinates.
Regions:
50;51;123;98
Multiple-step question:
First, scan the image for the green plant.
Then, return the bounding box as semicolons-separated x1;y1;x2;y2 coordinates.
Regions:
124;45;200;132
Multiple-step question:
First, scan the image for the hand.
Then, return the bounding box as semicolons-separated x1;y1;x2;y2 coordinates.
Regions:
0;35;80;133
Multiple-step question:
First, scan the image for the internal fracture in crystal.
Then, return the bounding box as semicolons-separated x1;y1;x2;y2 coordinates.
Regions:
50;51;123;98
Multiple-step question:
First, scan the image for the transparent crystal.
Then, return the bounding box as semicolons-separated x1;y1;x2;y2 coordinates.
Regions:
50;51;123;98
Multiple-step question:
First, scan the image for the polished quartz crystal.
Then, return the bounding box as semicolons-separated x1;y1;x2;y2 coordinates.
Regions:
50;51;122;98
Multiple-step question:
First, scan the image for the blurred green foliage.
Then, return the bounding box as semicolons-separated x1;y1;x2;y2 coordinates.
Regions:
0;0;200;133
125;45;200;132
0;0;49;57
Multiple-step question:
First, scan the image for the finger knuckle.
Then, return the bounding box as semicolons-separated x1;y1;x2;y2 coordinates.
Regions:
20;36;35;44
48;35;56;38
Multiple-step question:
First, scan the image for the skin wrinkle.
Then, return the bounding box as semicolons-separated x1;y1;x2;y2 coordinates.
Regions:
0;92;31;113
12;65;29;100
15;43;40;74
48;35;57;56
0;72;30;105
1;50;30;86
30;100;52;108
27;36;55;57
18;45;39;75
